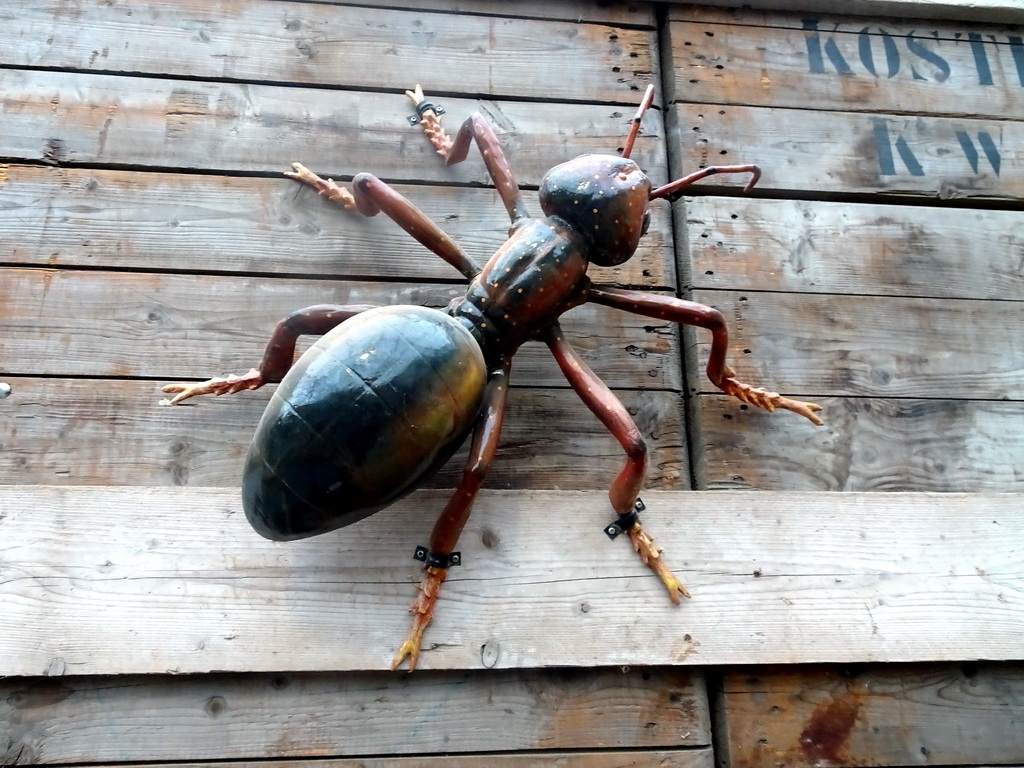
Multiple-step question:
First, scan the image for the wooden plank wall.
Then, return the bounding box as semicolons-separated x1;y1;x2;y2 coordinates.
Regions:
662;4;1024;766
2;0;1024;766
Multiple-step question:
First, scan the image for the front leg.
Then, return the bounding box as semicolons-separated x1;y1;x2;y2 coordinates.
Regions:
406;85;528;226
588;286;824;426
161;304;371;405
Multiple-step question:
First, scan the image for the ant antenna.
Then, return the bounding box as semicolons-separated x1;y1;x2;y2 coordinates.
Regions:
620;84;656;159
649;164;762;201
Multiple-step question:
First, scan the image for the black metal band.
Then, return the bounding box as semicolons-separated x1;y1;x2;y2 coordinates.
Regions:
604;498;646;539
408;102;446;124
413;546;461;568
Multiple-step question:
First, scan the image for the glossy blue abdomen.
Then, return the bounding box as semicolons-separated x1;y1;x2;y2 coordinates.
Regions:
243;306;487;541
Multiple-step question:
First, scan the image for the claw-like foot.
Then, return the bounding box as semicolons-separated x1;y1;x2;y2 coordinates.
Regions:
285;162;356;209
405;84;453;159
718;366;824;426
160;368;264;406
627;523;691;604
391;566;448;671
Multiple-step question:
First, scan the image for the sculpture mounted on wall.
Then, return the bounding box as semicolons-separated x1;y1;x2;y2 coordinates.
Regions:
162;85;823;670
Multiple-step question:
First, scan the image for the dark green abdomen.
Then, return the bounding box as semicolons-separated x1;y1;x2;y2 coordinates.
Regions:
243;306;487;540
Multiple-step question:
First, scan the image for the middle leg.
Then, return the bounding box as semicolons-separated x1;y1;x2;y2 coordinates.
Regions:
543;323;689;603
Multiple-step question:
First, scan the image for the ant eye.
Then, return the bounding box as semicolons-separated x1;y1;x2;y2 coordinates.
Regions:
641;210;651;237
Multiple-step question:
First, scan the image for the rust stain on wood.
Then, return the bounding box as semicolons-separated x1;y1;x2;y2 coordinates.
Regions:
798;694;862;764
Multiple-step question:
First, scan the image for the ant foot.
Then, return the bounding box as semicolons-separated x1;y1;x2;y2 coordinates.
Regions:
391;566;448;671
627;523;691;604
719;377;824;426
160;368;264;406
405;84;453;159
285;163;356;210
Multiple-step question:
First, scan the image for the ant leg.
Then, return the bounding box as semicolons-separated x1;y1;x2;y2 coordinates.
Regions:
406;85;528;226
588;286;824;425
391;359;512;671
544;324;689;604
285;163;482;281
161;304;373;405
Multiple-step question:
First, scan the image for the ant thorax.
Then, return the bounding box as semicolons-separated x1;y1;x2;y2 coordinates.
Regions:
447;218;589;357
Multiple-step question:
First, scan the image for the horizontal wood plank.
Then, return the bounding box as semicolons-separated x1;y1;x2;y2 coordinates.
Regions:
0;0;656;102
669;103;1023;201
331;0;657;25
0;268;681;390
0;69;667;186
698;395;1024;492
664;0;1024;25
665;17;1024;120
682;196;1024;300
690;289;1024;399
0;164;674;288
716;664;1024;768
0;377;688;489
74;753;715;768
2;487;1022;674
0;668;710;763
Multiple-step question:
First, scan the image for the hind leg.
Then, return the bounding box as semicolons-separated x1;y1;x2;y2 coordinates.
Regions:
392;358;512;671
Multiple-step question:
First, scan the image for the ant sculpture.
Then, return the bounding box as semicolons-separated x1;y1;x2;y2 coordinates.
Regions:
162;84;823;670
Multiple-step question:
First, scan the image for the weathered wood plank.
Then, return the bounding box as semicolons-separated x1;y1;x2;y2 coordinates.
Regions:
2;487;1022;674
0;70;667;186
663;0;1024;25
0;0;656;102
716;664;1024;768
76;754;713;768
0;268;681;390
0;668;710;763
330;0;657;26
682;196;1024;300
690;289;1024;399
665;16;1024;119
669;103;1023;201
698;395;1024;492
0;164;674;288
0;377;688;489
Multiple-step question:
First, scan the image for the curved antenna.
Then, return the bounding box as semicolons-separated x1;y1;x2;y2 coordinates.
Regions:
620;84;656;159
649;164;761;201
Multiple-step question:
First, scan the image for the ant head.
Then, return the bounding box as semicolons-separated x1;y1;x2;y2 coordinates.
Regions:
538;154;652;267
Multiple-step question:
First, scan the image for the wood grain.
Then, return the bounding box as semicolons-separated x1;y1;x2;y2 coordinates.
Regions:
0;668;710;763
669;103;1024;201
690;289;1024;399
0;69;667;186
682;196;1024;300
0;267;682;390
698;395;1024;492
73;754;715;768
664;16;1024;119
716;664;1024;768
328;0;657;25
0;377;688;490
2;487;1022;675
0;164;675;288
0;0;656;102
